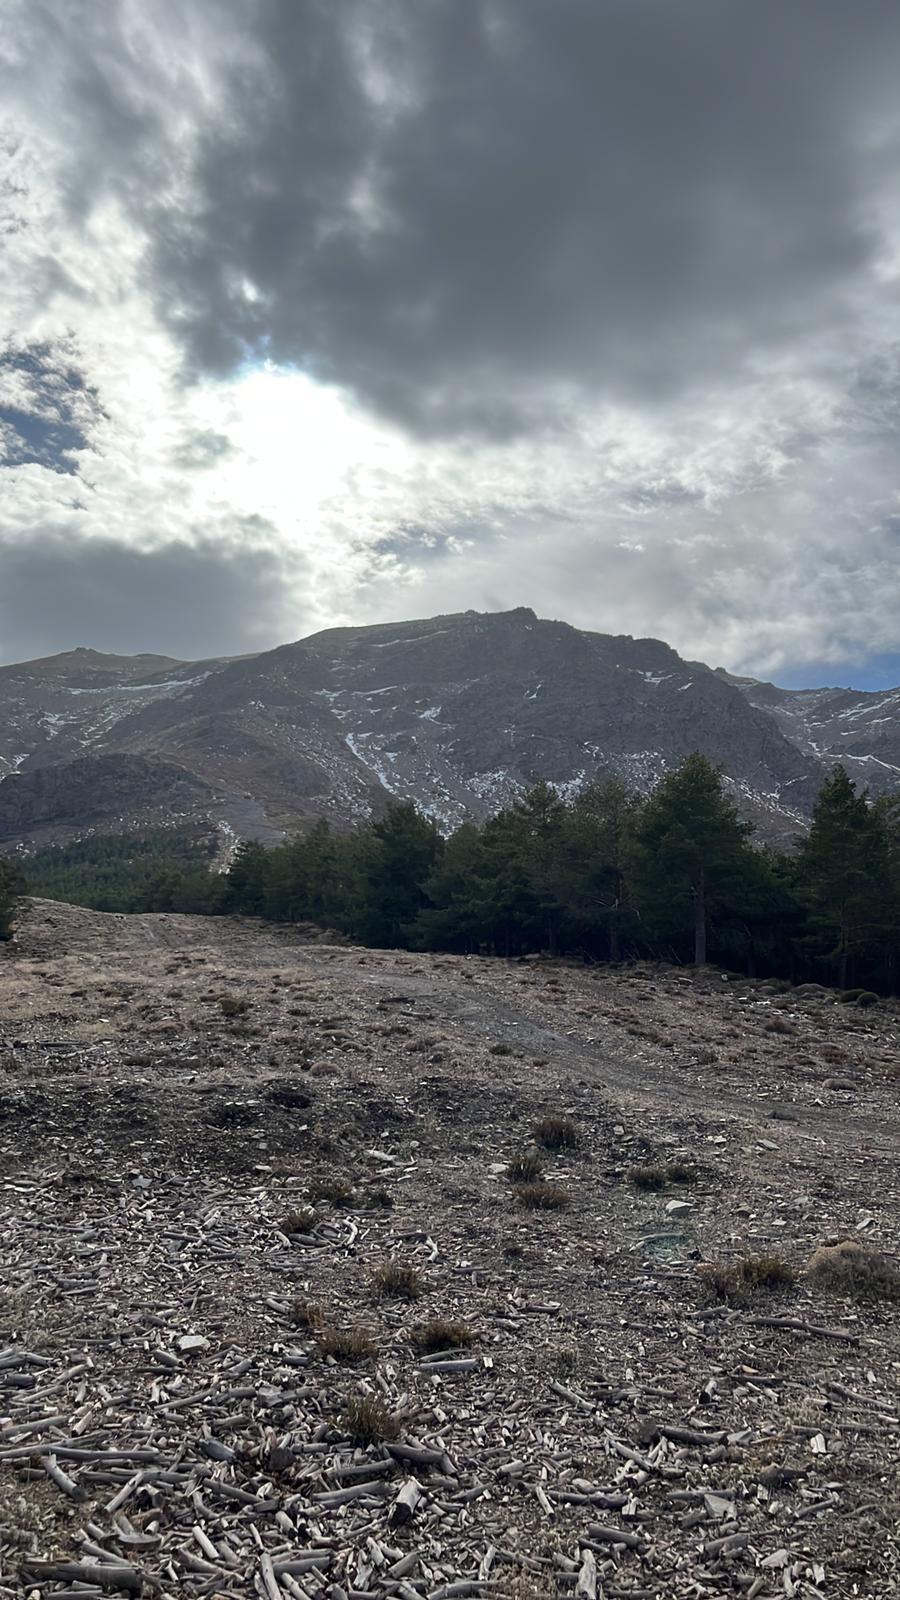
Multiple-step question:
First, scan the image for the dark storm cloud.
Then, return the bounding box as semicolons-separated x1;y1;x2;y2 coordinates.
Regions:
0;532;305;664
132;0;900;434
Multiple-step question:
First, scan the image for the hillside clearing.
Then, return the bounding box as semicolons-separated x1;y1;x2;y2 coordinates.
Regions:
1;900;899;1597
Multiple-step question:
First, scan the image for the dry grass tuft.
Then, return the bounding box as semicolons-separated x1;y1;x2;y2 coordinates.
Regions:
665;1161;698;1184
699;1254;795;1301
513;1181;570;1211
306;1174;354;1205
278;1205;317;1235
372;1260;424;1300
341;1392;399;1444
317;1326;376;1362
532;1115;580;1151
764;1014;795;1035
410;1318;472;1353
628;1164;667;1190
506;1150;544;1183
290;1298;324;1330
807;1240;900;1301
219;993;250;1018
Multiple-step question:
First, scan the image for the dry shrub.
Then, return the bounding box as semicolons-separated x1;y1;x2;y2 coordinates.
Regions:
513;1181;569;1211
220;993;250;1018
342;1393;399;1444
764;1015;795;1035
278;1206;317;1235
532;1115;580;1151
700;1254;795;1301
665;1161;698;1184
807;1240;900;1301
372;1261;424;1300
489;1042;514;1056
410;1319;472;1353
307;1175;354;1205
629;1164;667;1190
317;1326;375;1362
290;1299;324;1330
506;1151;544;1184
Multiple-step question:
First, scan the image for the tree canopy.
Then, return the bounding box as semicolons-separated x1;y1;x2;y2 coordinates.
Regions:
16;760;900;994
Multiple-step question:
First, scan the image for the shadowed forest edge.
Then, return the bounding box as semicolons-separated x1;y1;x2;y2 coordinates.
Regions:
3;756;898;997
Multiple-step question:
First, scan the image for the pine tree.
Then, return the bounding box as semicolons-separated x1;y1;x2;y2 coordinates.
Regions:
358;801;443;946
631;753;754;964
799;766;889;987
225;839;269;916
557;780;643;958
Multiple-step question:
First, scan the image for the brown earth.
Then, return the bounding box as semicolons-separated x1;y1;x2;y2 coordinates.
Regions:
1;899;900;1598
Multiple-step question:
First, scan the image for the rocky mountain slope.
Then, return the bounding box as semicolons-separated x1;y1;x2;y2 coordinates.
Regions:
722;669;900;793
2;898;900;1595
0;610;894;850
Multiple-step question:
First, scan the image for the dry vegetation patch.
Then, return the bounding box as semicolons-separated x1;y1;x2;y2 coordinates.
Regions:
807;1239;900;1301
341;1392;399;1443
506;1150;543;1183
317;1326;376;1362
277;1204;318;1235
513;1180;570;1210
410;1318;472;1352
531;1114;579;1150
372;1260;424;1300
700;1254;796;1301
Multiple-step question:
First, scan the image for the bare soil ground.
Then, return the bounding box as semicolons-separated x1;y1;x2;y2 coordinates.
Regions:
2;898;900;1599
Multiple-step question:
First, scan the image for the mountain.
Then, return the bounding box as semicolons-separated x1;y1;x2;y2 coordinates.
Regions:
0;609;893;851
719;669;900;791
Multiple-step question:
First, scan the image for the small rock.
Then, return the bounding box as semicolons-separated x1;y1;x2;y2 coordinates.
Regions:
177;1334;210;1355
665;1199;694;1216
761;1549;790;1569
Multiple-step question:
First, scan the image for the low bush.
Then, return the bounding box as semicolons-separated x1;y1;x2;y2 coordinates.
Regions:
532;1115;580;1151
506;1151;544;1184
316;1326;375;1362
628;1164;667;1190
341;1393;399;1443
699;1254;795;1300
372;1261;424;1300
807;1240;900;1300
513;1181;570;1211
410;1318;472;1353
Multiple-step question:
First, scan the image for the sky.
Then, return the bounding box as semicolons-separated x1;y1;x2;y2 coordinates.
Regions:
2;2;900;686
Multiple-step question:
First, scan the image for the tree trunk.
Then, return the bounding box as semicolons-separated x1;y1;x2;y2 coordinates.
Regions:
694;867;707;966
609;916;621;963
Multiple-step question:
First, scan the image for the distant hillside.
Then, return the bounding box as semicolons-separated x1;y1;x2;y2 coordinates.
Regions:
0;608;894;850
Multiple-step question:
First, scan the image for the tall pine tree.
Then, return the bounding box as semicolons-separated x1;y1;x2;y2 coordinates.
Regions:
631;754;754;964
798;766;889;987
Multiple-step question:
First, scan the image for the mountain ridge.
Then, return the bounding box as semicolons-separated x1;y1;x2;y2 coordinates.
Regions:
1;607;897;851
